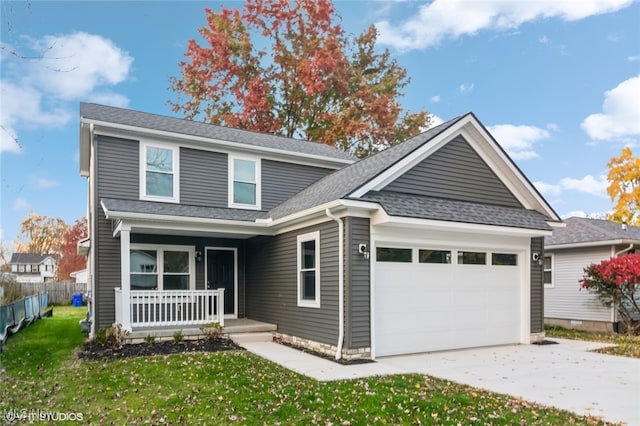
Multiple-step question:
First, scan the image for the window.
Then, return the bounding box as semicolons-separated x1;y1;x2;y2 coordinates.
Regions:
229;156;261;209
376;247;412;263
297;231;320;307
141;143;179;202
492;253;518;266
419;249;451;264
26;264;31;272
544;255;553;287
130;246;194;291
458;251;486;265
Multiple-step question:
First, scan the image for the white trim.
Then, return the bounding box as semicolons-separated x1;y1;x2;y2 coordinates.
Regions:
326;208;344;360
139;140;180;203
543;254;554;288
205;247;239;319
228;155;261;210
129;243;196;291
297;231;321;308
545;239;640;251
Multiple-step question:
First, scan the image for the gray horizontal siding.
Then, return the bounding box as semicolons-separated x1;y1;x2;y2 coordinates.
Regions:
94;210;121;330
180;148;228;208
262;160;333;210
97;136;139;200
384;135;522;208
530;237;544;333
345;217;371;349
245;221;339;345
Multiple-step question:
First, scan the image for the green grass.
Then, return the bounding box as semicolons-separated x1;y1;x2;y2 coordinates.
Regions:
545;325;640;358
0;310;614;425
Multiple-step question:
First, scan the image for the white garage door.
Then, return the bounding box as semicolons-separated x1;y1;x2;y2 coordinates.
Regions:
374;244;523;357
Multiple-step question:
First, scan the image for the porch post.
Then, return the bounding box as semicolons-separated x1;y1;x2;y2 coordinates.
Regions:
217;288;225;327
120;229;132;331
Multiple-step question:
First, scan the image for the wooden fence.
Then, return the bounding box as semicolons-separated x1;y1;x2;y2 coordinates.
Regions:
15;281;88;305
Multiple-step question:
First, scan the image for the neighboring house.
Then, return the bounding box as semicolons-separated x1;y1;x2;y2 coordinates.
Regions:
544;217;640;332
79;103;561;359
9;253;58;283
70;269;88;285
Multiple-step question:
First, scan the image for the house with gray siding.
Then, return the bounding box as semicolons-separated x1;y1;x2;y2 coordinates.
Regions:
79;103;561;359
544;217;640;332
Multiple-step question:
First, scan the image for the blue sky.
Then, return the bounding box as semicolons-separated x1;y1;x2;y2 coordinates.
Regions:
1;0;639;250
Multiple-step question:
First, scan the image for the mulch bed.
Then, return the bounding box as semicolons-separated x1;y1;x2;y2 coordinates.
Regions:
78;338;244;361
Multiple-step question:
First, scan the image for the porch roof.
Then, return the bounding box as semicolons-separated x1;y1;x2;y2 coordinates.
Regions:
102;198;269;222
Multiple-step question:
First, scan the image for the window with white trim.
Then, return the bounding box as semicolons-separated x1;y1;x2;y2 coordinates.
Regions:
297;231;320;308
140;142;179;202
229;156;261;209
543;255;553;287
130;245;194;291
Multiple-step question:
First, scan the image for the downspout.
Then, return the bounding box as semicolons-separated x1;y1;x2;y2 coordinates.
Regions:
326;208;344;360
615;244;634;257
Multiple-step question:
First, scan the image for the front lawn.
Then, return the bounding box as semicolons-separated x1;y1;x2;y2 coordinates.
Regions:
0;308;613;425
545;325;640;358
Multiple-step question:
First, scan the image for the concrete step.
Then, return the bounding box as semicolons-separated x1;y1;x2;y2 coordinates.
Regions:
230;332;274;345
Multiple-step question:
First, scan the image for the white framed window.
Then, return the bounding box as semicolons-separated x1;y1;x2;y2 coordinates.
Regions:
543;255;553;288
297;231;320;308
140;142;179;202
130;244;195;291
228;155;261;210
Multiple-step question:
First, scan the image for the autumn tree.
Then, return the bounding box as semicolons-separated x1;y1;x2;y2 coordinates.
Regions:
169;0;429;157
607;147;640;226
580;254;640;335
13;212;69;255
57;218;88;280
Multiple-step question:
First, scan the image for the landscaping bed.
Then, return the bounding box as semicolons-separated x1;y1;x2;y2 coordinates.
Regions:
79;337;243;361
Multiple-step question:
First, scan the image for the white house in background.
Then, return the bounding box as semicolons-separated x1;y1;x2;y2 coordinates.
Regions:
70;269;88;284
9;253;58;283
544;217;640;332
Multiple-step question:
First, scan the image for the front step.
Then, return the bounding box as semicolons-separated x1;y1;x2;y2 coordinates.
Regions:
230;332;274;345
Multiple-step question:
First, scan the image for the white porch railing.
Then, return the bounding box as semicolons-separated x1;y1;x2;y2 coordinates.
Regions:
114;288;225;330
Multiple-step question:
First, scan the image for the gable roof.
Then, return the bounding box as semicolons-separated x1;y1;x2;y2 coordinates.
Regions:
267;116;465;220
80;103;355;165
546;217;640;249
10;253;56;264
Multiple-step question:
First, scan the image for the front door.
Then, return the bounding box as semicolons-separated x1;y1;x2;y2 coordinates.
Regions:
206;248;236;318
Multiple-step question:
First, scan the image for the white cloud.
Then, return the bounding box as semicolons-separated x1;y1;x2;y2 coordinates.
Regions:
538;35;549;44
458;82;474;93
428;114;444;127
430;95;441;103
488;124;550;160
13;197;30;211
628;55;640;62
1;32;132;155
560;210;609;219
376;0;632;50
29;176;59;189
535;174;608;198
581;75;640;140
28;32;133;99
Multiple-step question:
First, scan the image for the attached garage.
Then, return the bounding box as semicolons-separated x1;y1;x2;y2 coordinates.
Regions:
372;228;529;357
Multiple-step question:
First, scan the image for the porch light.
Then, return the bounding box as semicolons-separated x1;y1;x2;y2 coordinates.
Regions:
195;251;203;263
358;243;370;261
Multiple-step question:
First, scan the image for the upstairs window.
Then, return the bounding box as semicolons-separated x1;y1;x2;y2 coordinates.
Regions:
229;156;261;209
141;143;179;202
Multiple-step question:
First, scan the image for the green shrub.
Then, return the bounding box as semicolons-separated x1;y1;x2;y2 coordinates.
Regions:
144;334;156;345
172;330;184;344
94;324;129;348
199;322;223;340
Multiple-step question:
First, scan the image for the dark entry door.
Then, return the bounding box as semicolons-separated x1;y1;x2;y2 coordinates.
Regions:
206;249;235;317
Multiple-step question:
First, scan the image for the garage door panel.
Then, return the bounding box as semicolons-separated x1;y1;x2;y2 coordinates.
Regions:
375;241;524;357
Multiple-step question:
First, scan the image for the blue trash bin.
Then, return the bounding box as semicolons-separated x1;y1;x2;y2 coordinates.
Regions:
72;293;83;307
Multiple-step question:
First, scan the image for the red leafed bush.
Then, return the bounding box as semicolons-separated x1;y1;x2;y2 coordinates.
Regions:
580;253;640;335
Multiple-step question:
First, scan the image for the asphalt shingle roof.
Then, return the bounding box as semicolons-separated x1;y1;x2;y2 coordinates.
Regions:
101;198;268;222
267;115;466;220
360;191;553;231
10;253;56;264
80;103;356;162
546;217;640;246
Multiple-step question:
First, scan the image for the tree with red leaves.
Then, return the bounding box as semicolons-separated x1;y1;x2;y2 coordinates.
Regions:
169;0;430;157
580;253;640;335
57;218;88;281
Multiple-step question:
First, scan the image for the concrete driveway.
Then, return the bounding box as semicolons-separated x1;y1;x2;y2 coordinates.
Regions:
377;338;640;425
239;335;639;425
